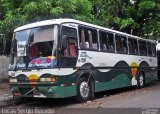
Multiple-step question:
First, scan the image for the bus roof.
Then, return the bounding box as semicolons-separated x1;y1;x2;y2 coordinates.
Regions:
14;18;155;43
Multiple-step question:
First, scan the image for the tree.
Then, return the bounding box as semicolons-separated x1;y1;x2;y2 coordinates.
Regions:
0;0;160;55
96;0;160;39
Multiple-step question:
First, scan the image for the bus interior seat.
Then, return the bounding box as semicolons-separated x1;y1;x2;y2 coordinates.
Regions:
135;49;137;54
102;44;106;50
64;43;77;57
64;47;69;57
88;31;93;48
92;43;98;49
69;43;77;57
123;47;127;53
109;45;113;51
80;29;85;48
29;44;39;59
84;42;89;48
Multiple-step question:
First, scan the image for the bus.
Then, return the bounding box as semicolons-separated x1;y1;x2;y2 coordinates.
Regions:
9;19;157;102
156;42;160;80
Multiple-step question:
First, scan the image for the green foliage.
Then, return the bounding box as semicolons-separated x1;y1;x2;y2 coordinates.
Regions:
138;0;156;10
0;0;160;54
50;7;63;16
114;18;136;29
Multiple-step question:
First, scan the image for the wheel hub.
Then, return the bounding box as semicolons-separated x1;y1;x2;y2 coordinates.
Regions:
139;75;144;86
80;82;89;98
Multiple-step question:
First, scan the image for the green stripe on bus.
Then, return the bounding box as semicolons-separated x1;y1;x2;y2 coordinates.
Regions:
95;74;131;92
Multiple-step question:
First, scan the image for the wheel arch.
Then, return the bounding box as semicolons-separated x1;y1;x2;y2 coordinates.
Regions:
77;72;95;96
77;72;95;83
139;69;145;78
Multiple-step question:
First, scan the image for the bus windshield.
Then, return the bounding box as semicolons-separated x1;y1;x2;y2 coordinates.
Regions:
9;25;58;70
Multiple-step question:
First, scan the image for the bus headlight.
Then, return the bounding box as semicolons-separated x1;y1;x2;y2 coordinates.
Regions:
40;77;56;82
9;78;17;83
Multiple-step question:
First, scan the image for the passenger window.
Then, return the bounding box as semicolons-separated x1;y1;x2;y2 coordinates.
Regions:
63;38;77;58
79;26;98;50
99;31;114;52
147;42;152;56
61;26;77;38
115;35;128;53
152;43;156;57
60;26;78;67
61;26;77;58
139;40;147;56
128;38;138;55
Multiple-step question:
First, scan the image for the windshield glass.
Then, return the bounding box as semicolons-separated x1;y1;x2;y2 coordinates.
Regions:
9;25;58;70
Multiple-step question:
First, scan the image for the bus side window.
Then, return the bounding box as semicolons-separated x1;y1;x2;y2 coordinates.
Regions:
147;42;152;56
64;39;77;57
152;43;156;57
90;29;98;50
106;33;114;51
61;26;77;58
99;31;107;51
121;36;127;53
128;39;133;54
80;29;87;48
99;31;114;52
88;30;93;48
80;28;89;48
79;26;98;50
128;38;138;55
115;35;121;52
133;39;138;54
116;35;127;53
139;40;147;56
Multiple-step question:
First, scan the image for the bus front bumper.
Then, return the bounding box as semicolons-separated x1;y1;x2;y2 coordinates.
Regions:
10;83;76;98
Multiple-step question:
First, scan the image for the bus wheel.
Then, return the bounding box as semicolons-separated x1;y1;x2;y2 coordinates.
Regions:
137;72;145;88
77;77;93;102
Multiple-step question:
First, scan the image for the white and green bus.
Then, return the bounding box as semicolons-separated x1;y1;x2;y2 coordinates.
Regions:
9;19;157;102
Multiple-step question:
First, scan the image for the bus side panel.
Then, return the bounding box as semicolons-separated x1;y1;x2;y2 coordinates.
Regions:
89;61;133;92
138;60;157;84
94;73;132;92
144;68;157;84
77;51;157;92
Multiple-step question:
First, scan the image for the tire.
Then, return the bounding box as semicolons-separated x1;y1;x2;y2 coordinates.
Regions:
157;71;160;80
76;77;93;102
137;72;145;88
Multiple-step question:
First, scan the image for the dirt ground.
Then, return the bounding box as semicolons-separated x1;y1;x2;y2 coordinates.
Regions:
0;83;10;95
1;81;160;114
4;80;160;108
